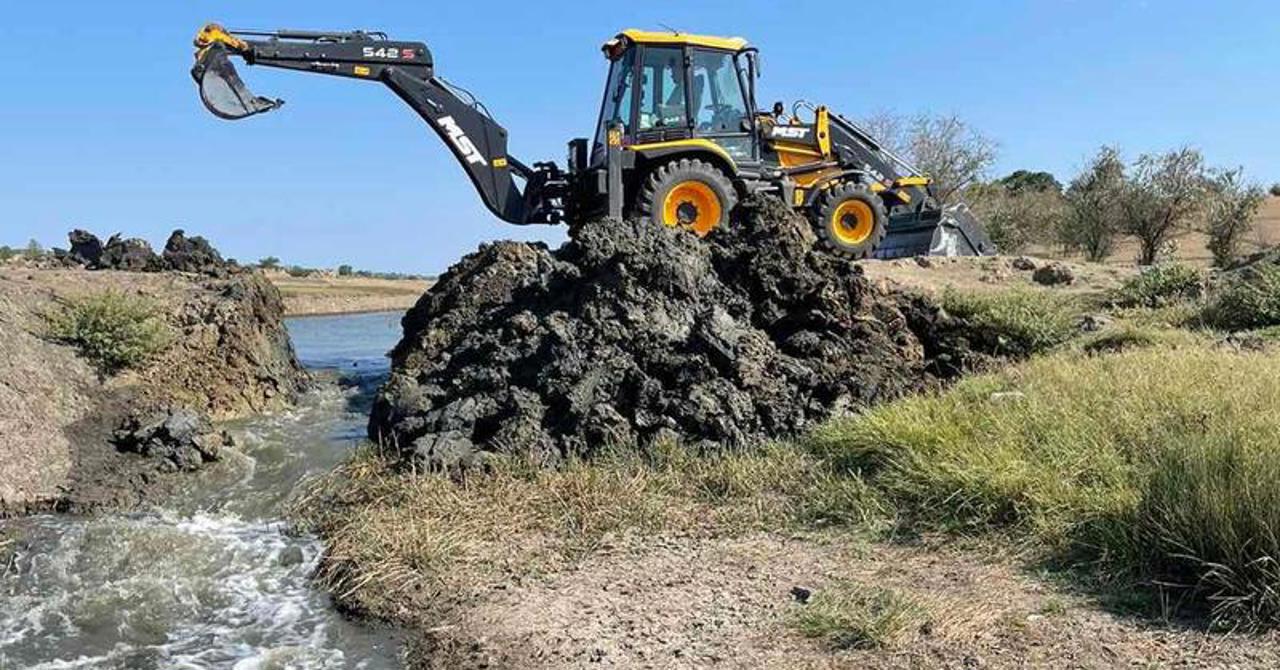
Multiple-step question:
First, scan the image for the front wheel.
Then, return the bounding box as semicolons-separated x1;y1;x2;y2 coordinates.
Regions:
812;182;888;259
637;158;737;237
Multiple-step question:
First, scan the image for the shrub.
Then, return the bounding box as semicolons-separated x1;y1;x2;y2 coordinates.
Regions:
1202;263;1280;331
1205;169;1265;268
808;347;1280;628
1060;146;1126;262
337;264;354;277
790;583;926;649
942;289;1081;357
1111;264;1205;308
1270;183;1280;198
0;246;15;262
47;291;171;374
257;256;281;270
23;239;44;260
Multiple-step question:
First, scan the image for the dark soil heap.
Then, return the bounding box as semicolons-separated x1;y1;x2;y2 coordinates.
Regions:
370;198;957;468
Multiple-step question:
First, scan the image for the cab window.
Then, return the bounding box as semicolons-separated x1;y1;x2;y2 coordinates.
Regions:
593;47;636;163
638;47;687;131
691;50;748;134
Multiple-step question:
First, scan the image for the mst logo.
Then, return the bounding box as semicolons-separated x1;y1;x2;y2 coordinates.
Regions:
770;126;811;140
439;116;487;166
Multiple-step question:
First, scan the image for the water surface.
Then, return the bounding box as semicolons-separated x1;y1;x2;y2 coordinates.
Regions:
0;311;404;669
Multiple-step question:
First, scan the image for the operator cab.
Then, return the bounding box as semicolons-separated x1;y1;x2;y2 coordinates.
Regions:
587;30;759;168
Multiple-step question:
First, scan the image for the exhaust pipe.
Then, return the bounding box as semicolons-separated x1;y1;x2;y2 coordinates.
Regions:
191;42;283;120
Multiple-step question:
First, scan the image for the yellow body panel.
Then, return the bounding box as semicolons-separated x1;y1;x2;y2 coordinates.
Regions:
616;29;750;52
627;139;738;171
895;176;931;187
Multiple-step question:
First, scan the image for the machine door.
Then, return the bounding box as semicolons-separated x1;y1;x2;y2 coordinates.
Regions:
591;46;637;166
634;46;692;143
689;48;756;163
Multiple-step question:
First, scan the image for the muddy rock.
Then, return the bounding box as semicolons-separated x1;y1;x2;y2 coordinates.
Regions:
163;229;230;275
68;230;104;267
1033;262;1076;286
371;197;955;467
112;407;231;472
99;234;162;272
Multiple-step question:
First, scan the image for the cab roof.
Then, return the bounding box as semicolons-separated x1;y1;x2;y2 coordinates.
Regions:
612;29;750;52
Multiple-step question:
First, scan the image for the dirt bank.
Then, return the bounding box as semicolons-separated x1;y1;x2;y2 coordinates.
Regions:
269;274;433;317
0;267;307;514
369;197;971;467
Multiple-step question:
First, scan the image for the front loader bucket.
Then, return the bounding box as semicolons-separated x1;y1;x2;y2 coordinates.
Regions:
192;43;283;120
874;203;997;259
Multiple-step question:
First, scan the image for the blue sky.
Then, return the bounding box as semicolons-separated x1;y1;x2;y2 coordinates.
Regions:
2;1;1277;273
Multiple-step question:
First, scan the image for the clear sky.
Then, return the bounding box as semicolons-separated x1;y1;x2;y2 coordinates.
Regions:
2;1;1277;274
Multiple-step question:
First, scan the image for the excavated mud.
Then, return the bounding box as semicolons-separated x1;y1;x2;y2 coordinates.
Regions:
371;198;961;468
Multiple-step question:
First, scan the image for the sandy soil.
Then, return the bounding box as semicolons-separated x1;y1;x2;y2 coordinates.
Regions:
268;274;432;316
855;254;1136;299
411;533;1280;669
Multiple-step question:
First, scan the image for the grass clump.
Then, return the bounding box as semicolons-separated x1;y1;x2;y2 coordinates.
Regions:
791;582;926;649
1202;263;1280;331
1111;264;1205;308
808;346;1280;628
293;443;887;620
941;288;1081;357
46;291;170;374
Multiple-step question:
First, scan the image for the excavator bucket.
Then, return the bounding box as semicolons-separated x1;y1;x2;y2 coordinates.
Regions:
874;203;997;259
192;43;283;120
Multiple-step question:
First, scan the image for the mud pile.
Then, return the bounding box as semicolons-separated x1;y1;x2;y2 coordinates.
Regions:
55;229;235;276
370;198;963;468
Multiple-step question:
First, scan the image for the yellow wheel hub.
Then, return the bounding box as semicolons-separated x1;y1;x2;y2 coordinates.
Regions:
662;181;722;237
831;200;875;246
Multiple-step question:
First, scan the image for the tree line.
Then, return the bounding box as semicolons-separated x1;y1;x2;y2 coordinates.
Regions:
865;112;1273;267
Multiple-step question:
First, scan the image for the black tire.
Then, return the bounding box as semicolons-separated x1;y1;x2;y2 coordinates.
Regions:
813;182;888;259
636;158;737;237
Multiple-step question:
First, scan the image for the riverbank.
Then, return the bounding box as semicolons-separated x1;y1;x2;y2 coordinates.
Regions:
268;274;432;317
296;247;1280;668
0;266;307;514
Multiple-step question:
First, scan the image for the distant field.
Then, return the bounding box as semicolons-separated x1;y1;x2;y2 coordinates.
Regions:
269;274;432;317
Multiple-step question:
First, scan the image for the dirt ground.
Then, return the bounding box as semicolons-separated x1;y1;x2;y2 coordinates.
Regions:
855;254;1135;299
268;274;432;316
0;267;303;514
407;532;1280;669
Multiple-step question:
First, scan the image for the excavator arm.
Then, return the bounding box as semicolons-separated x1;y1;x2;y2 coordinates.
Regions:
191;24;565;225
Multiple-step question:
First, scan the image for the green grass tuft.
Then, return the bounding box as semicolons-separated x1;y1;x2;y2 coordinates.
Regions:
1111;264;1205;309
46;291;171;374
1202;263;1280;331
791;582;927;649
942;288;1082;357
807;346;1280;628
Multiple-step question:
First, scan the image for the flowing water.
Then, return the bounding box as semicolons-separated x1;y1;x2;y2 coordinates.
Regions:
0;311;405;670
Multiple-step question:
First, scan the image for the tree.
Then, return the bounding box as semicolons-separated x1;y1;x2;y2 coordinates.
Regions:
1061;146;1127;262
23;239;44;260
1204;168;1265;267
861;112;998;205
1270;183;1280;198
257;256;281;270
337;264;354;277
995;170;1062;195
967;182;1064;253
1121;147;1209;265
0;246;15;262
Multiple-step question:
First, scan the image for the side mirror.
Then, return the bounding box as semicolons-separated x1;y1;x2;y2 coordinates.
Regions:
772;101;785;118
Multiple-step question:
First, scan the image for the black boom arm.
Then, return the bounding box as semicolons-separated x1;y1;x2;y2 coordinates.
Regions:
192;25;564;224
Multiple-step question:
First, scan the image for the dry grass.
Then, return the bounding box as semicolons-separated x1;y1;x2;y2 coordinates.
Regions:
268;274;431;316
291;442;887;621
790;582;928;650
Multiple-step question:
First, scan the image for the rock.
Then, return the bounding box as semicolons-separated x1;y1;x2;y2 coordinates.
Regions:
1032;262;1076;286
68;230;104;266
111;407;232;472
163;229;228;276
790;587;812;603
1077;314;1113;333
1011;256;1037;271
914;256;934;269
278;545;306;567
370;196;962;468
98;234;161;272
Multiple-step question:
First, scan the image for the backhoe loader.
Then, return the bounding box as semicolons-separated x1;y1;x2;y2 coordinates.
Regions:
192;24;993;259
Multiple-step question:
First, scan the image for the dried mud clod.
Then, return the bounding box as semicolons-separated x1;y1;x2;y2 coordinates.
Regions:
370;197;963;469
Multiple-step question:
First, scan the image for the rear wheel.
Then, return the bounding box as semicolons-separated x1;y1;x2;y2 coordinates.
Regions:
637;158;736;237
813;182;888;259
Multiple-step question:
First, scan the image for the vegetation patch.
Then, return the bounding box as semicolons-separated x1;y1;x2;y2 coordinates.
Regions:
791;582;927;650
1110;264;1205;308
46;291;170;374
942;288;1082;357
1202;263;1280;331
292;443;888;620
808;346;1280;628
